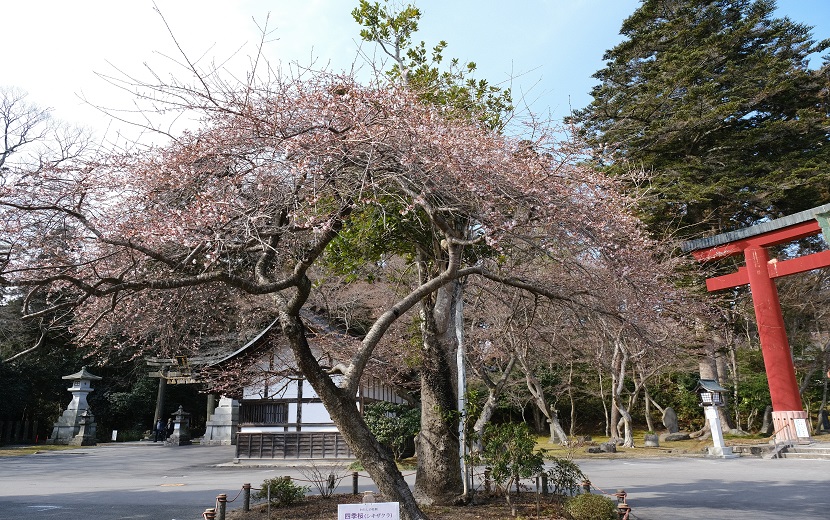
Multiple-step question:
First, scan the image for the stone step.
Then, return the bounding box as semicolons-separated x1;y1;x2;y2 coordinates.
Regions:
778;451;830;460
731;444;776;457
778;443;830;459
787;446;830;453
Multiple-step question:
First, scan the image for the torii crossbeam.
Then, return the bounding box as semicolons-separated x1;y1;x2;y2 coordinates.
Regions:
682;203;830;443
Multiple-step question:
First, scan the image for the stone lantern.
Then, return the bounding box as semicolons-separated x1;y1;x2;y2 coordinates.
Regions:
166;405;192;446
695;379;735;458
48;367;102;445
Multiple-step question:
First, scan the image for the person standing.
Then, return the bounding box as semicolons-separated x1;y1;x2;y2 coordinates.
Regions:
154;419;165;442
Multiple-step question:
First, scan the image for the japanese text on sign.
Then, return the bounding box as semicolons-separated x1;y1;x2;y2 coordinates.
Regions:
337;502;400;520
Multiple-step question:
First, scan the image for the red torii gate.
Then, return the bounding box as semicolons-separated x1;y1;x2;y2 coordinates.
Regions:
682;203;830;443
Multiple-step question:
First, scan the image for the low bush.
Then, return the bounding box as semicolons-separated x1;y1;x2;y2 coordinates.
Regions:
564;493;618;520
253;477;309;507
546;457;586;496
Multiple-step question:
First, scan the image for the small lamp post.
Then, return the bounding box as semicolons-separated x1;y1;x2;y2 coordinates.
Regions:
695;379;735;458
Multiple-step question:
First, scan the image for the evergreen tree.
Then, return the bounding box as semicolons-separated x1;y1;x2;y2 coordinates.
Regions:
571;0;830;237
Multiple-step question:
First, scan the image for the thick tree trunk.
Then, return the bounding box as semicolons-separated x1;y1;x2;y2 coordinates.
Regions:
471;353;516;443
517;346;567;445
760;405;773;435
547;408;569;445
728;342;741;430
643;387;655;433
537;407;549;433
414;283;464;505
568;361;576;437
598;368;610;437
616;405;634;447
609;351;622;442
610;338;633;446
472;388;498;441
280;312;428;520
821;341;829;416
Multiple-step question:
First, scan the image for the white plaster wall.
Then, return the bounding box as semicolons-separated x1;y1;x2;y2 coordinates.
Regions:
242;386;264;399
300;424;338;432
288;402;298;424
273;380;298;399
238;424;338;433
303;403;332;424
359;379;407;404
238;425;287;434
302;381;319;399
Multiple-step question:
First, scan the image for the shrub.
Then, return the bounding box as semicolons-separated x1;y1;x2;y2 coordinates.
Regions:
546;457;586;496
564;493;618;520
363;402;420;460
480;422;545;496
300;462;350;498
253;477;309;507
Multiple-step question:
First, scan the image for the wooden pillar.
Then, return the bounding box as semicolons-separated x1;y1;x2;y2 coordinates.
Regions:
296;378;303;432
744;246;802;412
206;393;216;420
153;373;167;427
744;245;809;442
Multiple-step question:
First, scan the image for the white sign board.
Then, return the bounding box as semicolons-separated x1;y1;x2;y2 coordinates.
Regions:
794;418;810;438
338;501;400;520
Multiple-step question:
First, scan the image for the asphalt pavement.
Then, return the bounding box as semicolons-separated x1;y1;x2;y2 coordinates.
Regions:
578;457;830;519
0;441;828;519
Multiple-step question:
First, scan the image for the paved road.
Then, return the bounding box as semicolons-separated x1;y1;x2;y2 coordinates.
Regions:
0;443;355;520
577;457;830;520
0;442;828;519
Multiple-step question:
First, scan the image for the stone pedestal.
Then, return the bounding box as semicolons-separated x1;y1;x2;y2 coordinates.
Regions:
48;367;102;445
707;445;735;457
772;410;811;443
68;410;97;446
165;405;192;446
202;396;239;446
704;406;737;458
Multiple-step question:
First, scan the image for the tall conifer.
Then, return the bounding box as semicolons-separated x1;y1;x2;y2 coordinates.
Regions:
572;0;830;237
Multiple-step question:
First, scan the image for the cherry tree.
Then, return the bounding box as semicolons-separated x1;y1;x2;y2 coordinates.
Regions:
0;33;671;520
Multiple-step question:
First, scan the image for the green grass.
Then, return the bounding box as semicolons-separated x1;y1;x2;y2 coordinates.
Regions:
533;430;778;459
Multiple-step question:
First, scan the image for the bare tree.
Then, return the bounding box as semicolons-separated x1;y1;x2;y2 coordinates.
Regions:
1;87;89;363
0;87;87;172
1;88;50;170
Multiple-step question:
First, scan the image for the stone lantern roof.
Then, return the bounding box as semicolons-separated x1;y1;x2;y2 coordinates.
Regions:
694;379;728;394
62;366;102;381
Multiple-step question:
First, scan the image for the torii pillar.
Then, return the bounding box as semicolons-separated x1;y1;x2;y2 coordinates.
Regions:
682;203;830;443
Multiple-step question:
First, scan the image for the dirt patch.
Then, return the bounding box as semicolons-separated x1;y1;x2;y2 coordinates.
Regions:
0;444;84;457
227;493;570;520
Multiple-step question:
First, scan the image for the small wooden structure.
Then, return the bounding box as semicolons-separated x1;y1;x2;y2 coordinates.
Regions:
209;320;407;460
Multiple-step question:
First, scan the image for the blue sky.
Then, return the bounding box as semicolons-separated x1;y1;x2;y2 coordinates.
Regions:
3;1;828;138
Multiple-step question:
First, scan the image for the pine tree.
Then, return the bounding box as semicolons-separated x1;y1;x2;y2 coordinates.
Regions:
571;0;830;237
